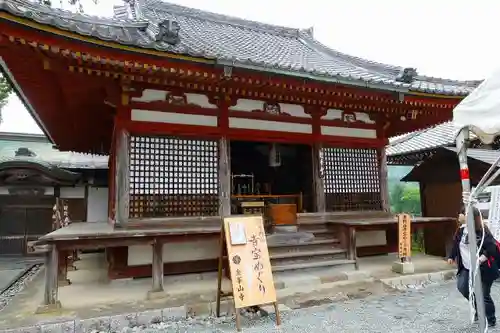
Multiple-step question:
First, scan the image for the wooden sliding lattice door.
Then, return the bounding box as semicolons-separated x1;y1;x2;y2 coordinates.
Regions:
129;135;219;218
321;147;382;211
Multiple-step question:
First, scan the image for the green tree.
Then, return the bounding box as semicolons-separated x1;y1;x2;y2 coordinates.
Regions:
390;183;405;213
400;186;421;215
390;183;421;216
0;74;13;123
390;183;423;251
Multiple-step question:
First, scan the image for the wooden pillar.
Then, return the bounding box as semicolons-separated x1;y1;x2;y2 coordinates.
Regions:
114;128;130;226
419;182;427;216
378;148;390;212
58;251;70;286
346;226;359;270
312;143;326;213
37;245;61;312
219;137;231;216
151;240;164;293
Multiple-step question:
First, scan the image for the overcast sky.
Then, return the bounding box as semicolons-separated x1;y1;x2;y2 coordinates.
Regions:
2;0;500;134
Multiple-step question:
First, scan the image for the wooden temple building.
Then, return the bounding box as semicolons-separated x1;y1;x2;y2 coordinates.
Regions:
0;0;476;309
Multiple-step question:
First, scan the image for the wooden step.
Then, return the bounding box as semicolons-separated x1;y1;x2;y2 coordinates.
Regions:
270;252;348;267
268;238;339;249
300;228;332;235
270;248;346;260
272;258;356;273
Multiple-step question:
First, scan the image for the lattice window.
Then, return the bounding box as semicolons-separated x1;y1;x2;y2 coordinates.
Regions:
129;136;219;218
322;147;381;211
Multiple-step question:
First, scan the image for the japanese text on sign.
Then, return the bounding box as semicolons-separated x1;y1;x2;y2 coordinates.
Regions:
250;224;266;295
398;213;412;260
223;215;277;309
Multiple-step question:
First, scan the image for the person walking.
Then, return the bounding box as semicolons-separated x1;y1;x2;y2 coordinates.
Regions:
448;206;499;327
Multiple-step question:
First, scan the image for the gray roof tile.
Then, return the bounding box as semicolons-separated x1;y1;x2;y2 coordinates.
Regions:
0;132;108;169
0;0;481;95
386;122;459;156
386;121;489;158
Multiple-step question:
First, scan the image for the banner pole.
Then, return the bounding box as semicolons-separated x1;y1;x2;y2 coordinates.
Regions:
456;127;487;332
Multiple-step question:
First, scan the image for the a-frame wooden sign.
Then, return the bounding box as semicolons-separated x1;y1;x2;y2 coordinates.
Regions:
215;215;281;331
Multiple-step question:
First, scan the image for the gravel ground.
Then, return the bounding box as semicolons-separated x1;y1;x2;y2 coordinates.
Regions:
0;264;41;312
115;281;500;333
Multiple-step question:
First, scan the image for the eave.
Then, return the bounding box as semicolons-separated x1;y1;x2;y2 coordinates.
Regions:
0;12;214;66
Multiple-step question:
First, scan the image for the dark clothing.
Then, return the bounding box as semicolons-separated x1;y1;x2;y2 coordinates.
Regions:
457;269;496;325
449;226;499;324
448;226;500;282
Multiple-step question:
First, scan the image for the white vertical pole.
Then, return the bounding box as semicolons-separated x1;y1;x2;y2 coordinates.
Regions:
456;127;487;332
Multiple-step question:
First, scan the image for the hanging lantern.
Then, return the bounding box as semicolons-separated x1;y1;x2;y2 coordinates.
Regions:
269;143;281;167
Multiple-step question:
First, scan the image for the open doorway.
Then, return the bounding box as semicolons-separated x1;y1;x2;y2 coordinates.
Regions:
230;141;314;213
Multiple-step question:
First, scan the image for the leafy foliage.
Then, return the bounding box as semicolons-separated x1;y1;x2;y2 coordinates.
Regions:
0;74;13;123
389;182;424;252
390;182;421;216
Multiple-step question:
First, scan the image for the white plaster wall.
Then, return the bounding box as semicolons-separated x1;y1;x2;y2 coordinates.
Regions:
320;126;377;139
127;230;386;266
131;109;218;127
228;118;312;133
127;239;219;266
356;230;387;247
87;187;109;222
60;186;85;199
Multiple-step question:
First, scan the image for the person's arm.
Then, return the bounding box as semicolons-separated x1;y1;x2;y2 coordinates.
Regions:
448;228;461;260
479;231;497;259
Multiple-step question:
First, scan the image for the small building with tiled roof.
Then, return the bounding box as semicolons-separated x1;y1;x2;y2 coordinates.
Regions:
385;121;500;227
385;122;500;257
0;132;109;255
386;121;499;165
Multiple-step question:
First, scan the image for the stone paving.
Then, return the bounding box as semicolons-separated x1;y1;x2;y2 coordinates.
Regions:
161;281;500;332
7;280;500;332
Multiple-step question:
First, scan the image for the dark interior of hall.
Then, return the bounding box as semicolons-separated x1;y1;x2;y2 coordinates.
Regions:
229;140;314;212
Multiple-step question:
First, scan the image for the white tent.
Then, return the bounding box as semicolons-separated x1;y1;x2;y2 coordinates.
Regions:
453;68;500;332
454;67;500;143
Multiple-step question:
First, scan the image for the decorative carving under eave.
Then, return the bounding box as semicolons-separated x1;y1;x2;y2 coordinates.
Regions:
155;20;181;45
323;109;375;124
167;92;188;106
341;111;357;124
252;102;290;116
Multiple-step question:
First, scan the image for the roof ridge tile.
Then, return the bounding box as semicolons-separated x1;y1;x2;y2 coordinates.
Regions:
144;0;301;37
0;0;481;96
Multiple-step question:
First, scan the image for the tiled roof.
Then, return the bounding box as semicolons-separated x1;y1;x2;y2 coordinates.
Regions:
444;147;500;166
0;0;481;96
0;0;150;45
0;132;108;169
410;76;481;97
386;122;459;157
